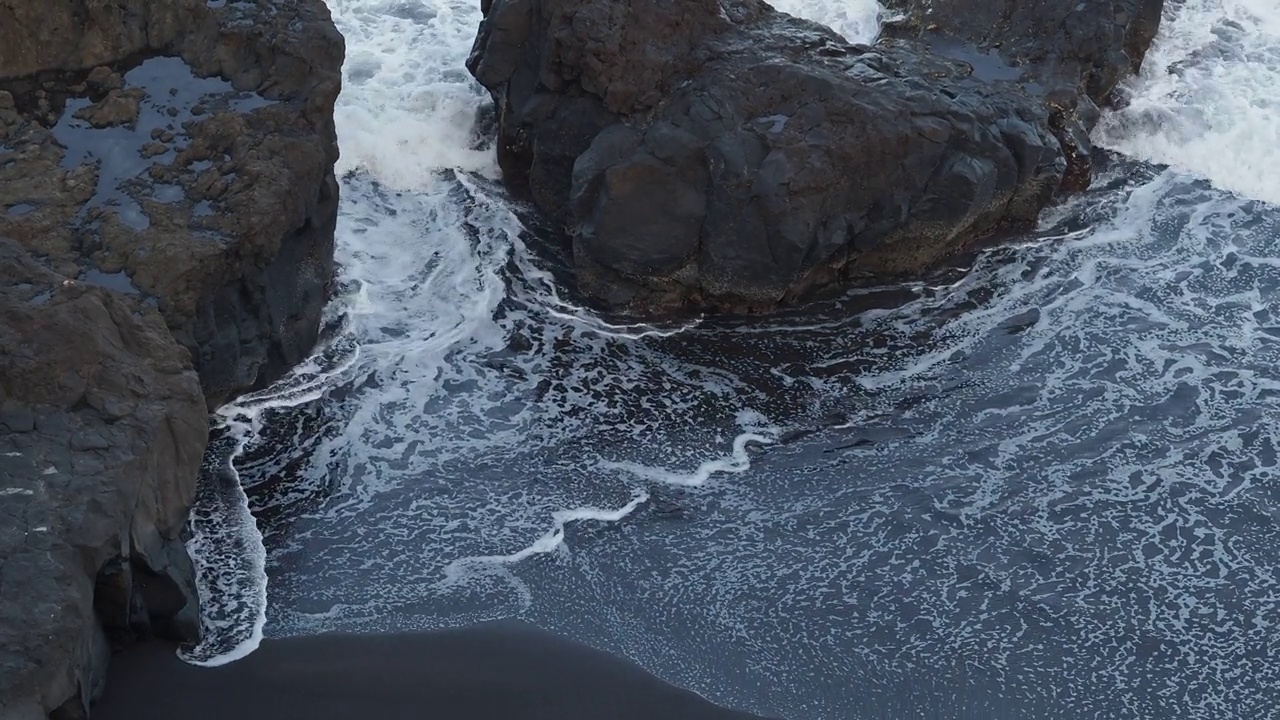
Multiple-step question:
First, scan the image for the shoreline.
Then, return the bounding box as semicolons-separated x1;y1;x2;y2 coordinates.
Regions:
92;620;776;720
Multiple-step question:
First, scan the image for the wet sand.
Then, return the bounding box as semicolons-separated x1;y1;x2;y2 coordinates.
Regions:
93;620;776;720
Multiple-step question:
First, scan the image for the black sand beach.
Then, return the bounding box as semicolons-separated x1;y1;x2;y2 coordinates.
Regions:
92;620;776;720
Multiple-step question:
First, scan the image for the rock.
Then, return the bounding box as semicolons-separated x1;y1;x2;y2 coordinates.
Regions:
468;0;1161;313
0;0;345;408
0;1;344;717
0;91;19;141
72;89;143;128
85;67;124;94
0;240;208;720
880;0;1163;106
879;0;1164;191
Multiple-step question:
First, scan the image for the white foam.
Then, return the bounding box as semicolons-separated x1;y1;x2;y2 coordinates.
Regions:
179;339;360;666
328;0;496;188
178;415;266;666
769;0;882;43
1096;0;1280;205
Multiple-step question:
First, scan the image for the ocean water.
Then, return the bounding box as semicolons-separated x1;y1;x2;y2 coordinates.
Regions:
181;0;1280;718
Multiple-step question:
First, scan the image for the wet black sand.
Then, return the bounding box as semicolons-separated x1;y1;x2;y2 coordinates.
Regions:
93;620;775;720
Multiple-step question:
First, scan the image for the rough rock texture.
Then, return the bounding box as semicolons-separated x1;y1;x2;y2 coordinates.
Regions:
0;0;344;408
467;0;1161;313
881;0;1163;105
0;240;208;720
0;1;343;718
879;0;1164;191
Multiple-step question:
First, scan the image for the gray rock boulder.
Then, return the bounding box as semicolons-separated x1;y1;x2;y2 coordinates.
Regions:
467;0;1161;313
0;240;208;720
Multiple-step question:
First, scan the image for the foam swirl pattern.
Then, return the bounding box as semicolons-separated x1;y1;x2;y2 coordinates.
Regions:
182;0;1280;717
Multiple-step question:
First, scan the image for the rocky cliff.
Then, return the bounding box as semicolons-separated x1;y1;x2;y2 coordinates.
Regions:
0;0;344;408
0;1;343;717
467;0;1162;313
0;241;207;720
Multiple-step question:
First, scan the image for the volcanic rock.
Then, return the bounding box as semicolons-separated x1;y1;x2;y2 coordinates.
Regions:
467;0;1161;313
0;240;207;719
0;0;345;408
0;1;345;717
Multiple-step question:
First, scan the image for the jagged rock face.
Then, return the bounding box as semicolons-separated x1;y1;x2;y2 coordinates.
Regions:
468;0;1161;313
879;0;1164;192
0;1;344;718
0;0;344;408
880;0;1164;106
0;240;208;720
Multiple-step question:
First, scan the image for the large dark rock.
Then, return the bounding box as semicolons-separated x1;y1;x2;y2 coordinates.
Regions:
879;0;1163;191
467;0;1161;313
0;1;343;717
0;0;344;408
0;240;208;720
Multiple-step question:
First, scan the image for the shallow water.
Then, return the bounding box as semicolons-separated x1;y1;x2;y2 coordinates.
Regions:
50;56;271;233
183;1;1280;718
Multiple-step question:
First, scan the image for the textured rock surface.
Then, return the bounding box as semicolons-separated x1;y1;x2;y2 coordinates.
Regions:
880;0;1163;104
468;0;1161;313
0;1;343;718
0;240;208;719
879;0;1164;191
0;0;344;408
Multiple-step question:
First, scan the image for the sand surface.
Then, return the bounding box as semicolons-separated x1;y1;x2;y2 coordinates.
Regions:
92;620;776;720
